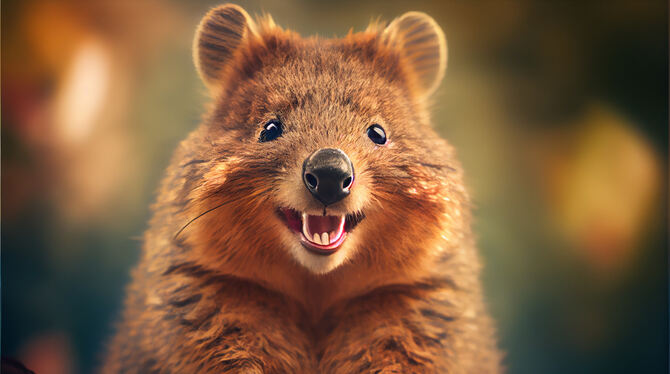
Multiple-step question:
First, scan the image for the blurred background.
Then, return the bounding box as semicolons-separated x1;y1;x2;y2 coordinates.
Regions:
2;0;667;373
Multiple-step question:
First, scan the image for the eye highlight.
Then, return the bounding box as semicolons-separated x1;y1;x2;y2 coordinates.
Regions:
366;124;387;145
259;119;283;142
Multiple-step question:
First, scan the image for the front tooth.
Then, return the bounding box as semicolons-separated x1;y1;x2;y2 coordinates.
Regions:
313;232;322;245
321;232;329;245
302;213;310;237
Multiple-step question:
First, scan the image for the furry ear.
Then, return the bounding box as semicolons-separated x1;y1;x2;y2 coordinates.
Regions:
193;4;257;91
382;12;447;98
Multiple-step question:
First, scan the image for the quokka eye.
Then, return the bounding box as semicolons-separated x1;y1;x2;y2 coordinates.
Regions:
366;124;387;145
259;119;283;142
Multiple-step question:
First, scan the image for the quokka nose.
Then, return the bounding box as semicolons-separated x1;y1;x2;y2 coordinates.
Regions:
302;148;354;206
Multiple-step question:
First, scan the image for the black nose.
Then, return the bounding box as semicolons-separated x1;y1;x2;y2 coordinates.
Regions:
303;148;354;206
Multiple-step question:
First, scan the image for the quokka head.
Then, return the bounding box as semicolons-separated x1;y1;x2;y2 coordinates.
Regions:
178;4;466;277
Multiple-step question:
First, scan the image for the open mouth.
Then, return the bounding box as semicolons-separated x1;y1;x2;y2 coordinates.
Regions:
278;208;365;255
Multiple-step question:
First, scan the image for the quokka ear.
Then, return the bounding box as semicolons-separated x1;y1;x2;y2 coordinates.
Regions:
382;12;447;98
193;4;257;91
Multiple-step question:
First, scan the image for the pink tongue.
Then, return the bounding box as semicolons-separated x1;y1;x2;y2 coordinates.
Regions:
304;215;345;243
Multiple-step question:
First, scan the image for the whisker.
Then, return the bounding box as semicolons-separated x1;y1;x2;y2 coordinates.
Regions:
180;159;209;168
173;199;233;240
417;162;456;172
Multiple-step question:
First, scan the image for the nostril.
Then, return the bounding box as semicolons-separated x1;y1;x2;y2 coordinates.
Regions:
305;173;318;189
342;176;353;189
302;148;354;205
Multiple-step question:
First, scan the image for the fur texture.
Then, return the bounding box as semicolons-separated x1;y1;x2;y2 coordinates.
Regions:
102;4;502;373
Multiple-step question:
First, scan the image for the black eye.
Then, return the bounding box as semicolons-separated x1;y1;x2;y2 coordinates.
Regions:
259;120;283;142
366;124;387;145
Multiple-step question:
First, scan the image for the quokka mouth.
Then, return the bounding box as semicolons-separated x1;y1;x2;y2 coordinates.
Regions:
278;208;365;255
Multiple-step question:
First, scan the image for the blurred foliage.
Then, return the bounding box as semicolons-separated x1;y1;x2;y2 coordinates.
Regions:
1;1;667;373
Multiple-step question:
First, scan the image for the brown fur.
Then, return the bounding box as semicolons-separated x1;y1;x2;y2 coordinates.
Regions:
102;4;502;373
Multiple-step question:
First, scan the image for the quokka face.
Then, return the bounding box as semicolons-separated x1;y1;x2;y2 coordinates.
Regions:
179;4;466;277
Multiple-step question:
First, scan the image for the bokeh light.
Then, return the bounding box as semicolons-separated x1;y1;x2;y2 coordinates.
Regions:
2;1;667;373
